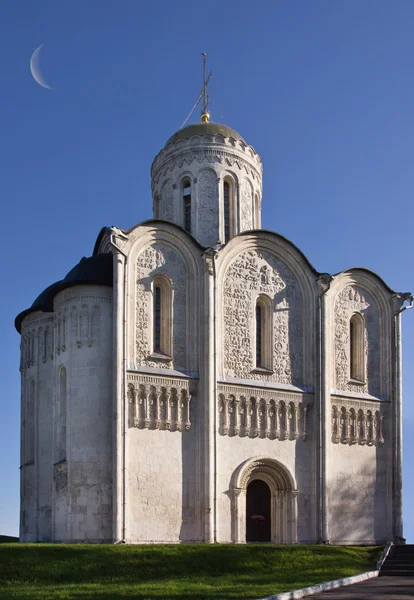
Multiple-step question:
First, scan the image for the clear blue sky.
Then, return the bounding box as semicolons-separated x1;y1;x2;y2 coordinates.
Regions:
1;0;413;541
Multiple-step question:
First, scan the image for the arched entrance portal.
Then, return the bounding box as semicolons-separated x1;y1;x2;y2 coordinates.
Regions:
246;479;271;542
231;456;298;544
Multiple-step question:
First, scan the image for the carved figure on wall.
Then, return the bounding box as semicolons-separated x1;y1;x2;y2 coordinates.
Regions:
223;250;303;385
334;285;382;397
136;244;187;370
240;179;253;231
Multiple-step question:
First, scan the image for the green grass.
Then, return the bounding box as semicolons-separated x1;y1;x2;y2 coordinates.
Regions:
0;544;382;600
0;536;18;544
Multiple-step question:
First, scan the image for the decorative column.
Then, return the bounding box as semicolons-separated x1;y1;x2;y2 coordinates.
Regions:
202;251;216;543
392;297;404;541
317;274;332;544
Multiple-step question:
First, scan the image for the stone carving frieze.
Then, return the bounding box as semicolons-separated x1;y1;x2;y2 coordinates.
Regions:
136;244;187;369
151;143;262;186
222;250;303;385
331;404;385;446
218;392;311;440
127;378;194;432
20;314;54;371
70;304;101;349
240;179;253;231
334;285;381;396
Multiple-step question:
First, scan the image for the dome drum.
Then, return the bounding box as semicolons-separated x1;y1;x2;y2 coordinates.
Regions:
151;122;263;247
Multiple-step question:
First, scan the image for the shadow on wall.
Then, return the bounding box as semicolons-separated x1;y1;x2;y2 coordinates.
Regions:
294;412;316;543
328;450;389;544
180;381;200;542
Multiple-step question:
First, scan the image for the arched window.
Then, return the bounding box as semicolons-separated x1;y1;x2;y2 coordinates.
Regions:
57;367;67;461
183;179;191;233
224;180;231;243
154;194;160;219
256;304;263;367
255;295;272;371
152;276;172;357
350;313;365;382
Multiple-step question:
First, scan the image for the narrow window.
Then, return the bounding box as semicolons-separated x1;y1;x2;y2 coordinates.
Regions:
256;304;262;367
183;180;191;233
154;286;161;352
224;181;230;243
255;295;272;371
152;276;172;357
350;313;364;382
154;194;160;219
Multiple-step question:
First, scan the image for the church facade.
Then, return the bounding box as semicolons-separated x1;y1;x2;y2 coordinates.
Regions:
16;118;411;544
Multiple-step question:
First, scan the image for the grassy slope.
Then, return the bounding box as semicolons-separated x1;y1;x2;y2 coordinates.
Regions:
0;544;382;600
0;536;18;543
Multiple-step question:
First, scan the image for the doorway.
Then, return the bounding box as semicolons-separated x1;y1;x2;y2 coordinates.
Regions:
246;479;271;542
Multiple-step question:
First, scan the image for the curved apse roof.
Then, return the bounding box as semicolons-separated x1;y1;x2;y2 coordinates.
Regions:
15;253;113;333
165;121;246;147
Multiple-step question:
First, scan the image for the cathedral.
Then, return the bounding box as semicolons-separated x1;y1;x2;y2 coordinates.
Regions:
16;107;412;545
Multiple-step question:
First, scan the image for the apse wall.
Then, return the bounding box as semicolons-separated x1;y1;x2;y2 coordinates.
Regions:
19;311;54;542
50;284;113;542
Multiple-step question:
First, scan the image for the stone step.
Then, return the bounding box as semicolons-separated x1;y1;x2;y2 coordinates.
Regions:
381;564;414;570
385;558;414;563
380;570;414;577
379;544;414;577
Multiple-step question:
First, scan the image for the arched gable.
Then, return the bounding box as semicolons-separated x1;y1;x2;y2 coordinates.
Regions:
216;232;318;387
125;222;202;374
328;269;394;399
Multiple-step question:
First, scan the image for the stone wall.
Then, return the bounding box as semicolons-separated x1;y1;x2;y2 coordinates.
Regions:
52;285;113;542
20;312;54;542
126;373;200;542
327;397;392;543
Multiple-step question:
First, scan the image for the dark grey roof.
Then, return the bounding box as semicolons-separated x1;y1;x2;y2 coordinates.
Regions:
15;254;113;333
165;121;246;147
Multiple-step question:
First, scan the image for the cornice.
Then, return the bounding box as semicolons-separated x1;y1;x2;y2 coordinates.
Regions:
151;146;262;187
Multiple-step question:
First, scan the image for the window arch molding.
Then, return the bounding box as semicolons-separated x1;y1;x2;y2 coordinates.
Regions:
255;294;273;371
179;176;193;234
222;173;237;243
349;312;365;382
152;275;173;358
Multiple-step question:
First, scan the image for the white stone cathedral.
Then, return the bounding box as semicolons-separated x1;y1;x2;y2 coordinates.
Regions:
16;114;412;545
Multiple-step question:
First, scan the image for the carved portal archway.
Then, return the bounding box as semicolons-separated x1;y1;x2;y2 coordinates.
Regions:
231;457;298;544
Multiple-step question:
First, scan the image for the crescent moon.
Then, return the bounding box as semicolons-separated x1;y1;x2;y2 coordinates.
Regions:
30;45;53;90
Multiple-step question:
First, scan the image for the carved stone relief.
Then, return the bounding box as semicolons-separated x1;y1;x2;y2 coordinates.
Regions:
197;169;218;247
334;285;381;396
331;405;385;446
136;244;187;369
218;393;310;440
127;380;193;431
223;250;303;385
160;180;174;222
240;179;253;231
70;304;100;348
